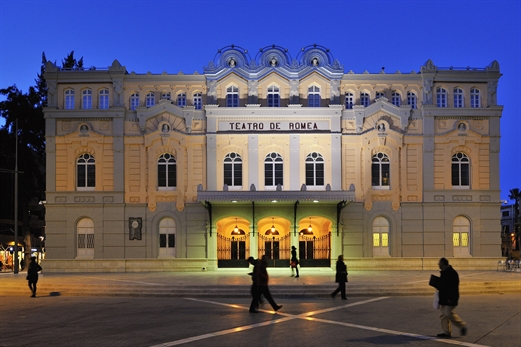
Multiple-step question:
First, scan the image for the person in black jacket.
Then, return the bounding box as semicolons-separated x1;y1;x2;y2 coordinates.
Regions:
331;255;348;300
434;258;467;338
290;246;299;278
27;256;42;297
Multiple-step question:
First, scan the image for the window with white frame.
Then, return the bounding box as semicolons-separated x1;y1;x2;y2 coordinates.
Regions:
99;89;109;109
407;91;417;109
157;153;176;189
372;216;390;256
454;88;464;108
453;216;470;257
77;153;95;189
305;152;324;187
376;91;384;100
161;92;171;101
345;92;354;109
82;89;92;109
224;152;242;188
372;152;390;188
360;92;370;107
226;86;239;107
451;152;470;188
159;217;176;258
146;92;155;108
267;85;280;107
470;88;480;108
391;92;401;106
77;217;94;259
65;89;75;109
130;92;139;110
177;93;186;107
193;92;202;110
436;87;447;107
308;86;321;107
264;152;283;188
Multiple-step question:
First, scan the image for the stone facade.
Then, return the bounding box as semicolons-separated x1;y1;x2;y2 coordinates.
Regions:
43;44;503;271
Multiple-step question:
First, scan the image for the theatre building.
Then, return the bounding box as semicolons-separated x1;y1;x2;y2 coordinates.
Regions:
42;44;503;272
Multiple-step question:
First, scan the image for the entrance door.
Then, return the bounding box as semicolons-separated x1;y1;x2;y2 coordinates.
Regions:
159;218;176;258
265;241;280;259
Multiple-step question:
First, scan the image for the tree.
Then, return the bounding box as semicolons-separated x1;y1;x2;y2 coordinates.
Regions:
509;188;520;252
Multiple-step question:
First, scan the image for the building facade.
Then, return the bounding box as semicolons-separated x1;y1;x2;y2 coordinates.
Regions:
43;44;503;272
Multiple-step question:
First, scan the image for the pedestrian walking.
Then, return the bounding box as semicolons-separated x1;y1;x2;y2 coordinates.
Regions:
27;256;42;297
430;257;467;338
331;255;348;300
290;246;299;278
247;256;263;306
249;255;282;313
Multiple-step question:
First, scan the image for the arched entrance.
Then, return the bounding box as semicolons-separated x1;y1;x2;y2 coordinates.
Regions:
258;217;291;267
298;216;331;267
216;217;250;268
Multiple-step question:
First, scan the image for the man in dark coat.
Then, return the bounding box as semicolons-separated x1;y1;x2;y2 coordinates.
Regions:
434;258;467;338
249;255;282;313
27;256;42;297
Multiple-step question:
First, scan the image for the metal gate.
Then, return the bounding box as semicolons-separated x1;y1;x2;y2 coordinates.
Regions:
217;232;250;268
258;233;291;267
298;232;331;267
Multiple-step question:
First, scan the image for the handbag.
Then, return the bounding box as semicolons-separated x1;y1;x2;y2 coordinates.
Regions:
433;290;440;310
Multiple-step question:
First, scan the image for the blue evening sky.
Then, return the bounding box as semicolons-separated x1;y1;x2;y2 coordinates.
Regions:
0;0;519;202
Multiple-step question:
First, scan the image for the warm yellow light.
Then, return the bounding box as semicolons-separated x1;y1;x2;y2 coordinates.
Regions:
308;224;312;232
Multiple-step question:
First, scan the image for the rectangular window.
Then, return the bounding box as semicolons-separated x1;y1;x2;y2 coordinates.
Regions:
78;234;86;248
234;165;242;186
461;233;468;247
373;233;380;247
381;233;388;247
168;165;176;187
274;163;283;186
160;234;166;248
87;165;95;187
168;234;175;248
460;163;469;186
227;94;239;107
158;165;166;187
371;165;380;186
453;233;460;247
77;165;86;187
99;94;109;109
224;164;233;186
305;163;314;186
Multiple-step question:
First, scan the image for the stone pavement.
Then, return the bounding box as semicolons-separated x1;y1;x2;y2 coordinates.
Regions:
1;267;520;297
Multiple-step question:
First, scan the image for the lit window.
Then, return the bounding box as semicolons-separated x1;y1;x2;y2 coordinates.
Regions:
454;88;463;108
224;152;242;187
267;86;280;107
470;88;480;108
308;86;321;107
77;153;95;189
146;92;155;107
226;86;239;107
407;92;417;109
65;89;75;109
264;152;283;187
360;92;370;107
391;92;401;106
451;152;470;187
177;93;186;107
130;92;139;110
372;216;390;256
99;89;109;109
305;152;324;186
436;87;447;107
158;153;176;189
193;92;202;110
453;216;470;256
82;89;92;109
372;153;390;188
345;92;354;109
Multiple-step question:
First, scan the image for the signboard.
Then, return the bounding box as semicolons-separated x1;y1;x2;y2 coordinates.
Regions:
219;120;330;132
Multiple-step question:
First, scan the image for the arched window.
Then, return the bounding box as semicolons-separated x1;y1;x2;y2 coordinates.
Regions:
264;152;283;188
360;92;370;107
308;86;321;107
226;86;239;107
130;92;139;110
470;88;480;108
453;88;464;108
77;217;94;259
146;92;155;107
176;93;186;107
345;92;354;109
376;91;385;100
373;216;390;256
224;152;242;188
161;92;171;101
82;89;92;109
65;89;75;109
305;152;324;187
453;216;470;257
158;153;176;189
159;217;176;258
267;85;280;107
193;92;202;110
436;87;447;107
452;152;470;188
77;153;95;190
372;153;390;188
392;92;401;106
99;89;109;109
407;91;417;109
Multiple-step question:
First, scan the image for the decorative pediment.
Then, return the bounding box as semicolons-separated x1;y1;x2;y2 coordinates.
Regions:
354;98;411;132
138;102;200;134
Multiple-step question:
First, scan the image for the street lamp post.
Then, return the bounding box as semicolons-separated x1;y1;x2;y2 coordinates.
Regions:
14;119;19;274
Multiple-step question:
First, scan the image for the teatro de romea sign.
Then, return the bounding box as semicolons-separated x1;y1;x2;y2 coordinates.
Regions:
219;120;330;132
